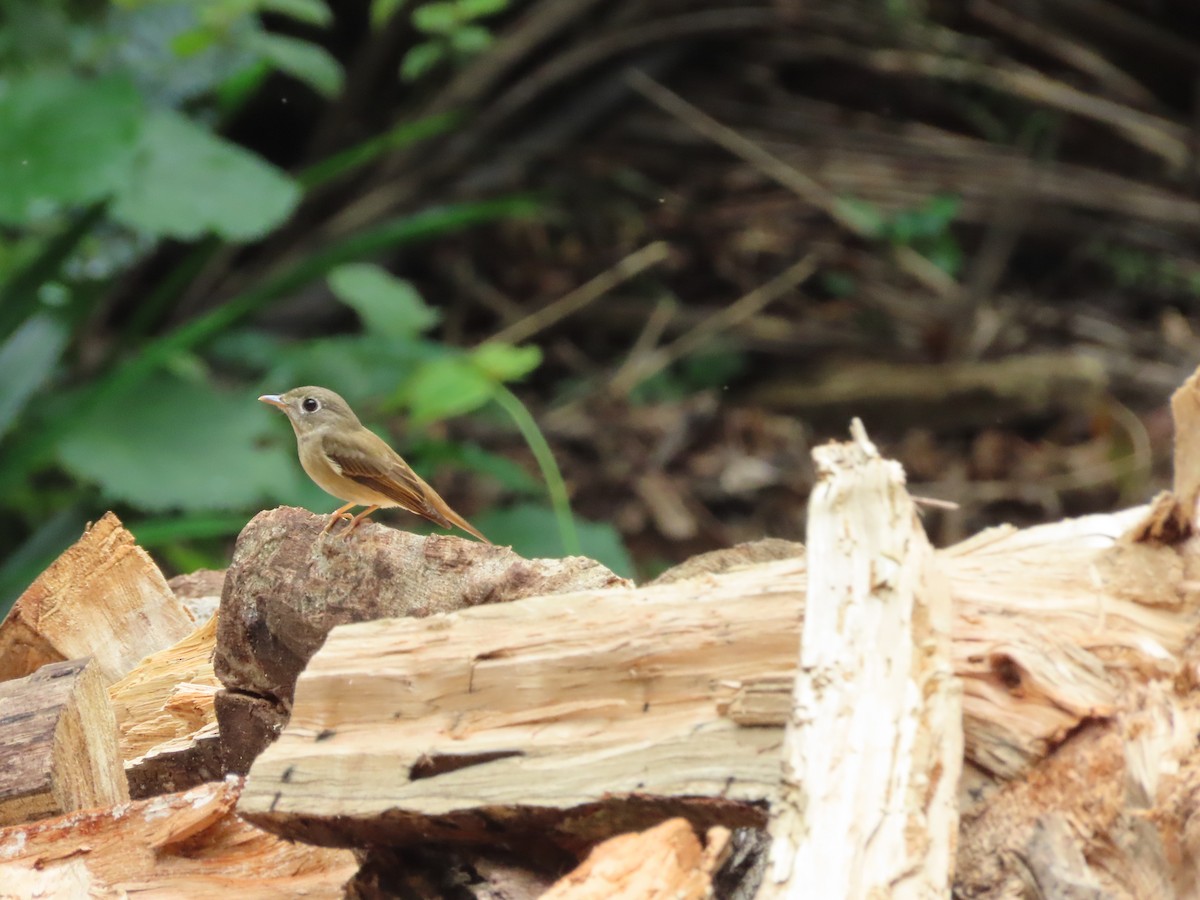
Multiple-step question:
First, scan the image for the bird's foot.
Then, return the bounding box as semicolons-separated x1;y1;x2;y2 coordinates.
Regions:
322;512;354;535
339;506;379;539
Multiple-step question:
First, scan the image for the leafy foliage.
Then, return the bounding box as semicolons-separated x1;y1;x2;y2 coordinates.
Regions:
833;193;963;276
328;264;442;338
474;503;633;577
400;0;509;82
0;0;626;613
0;74;142;224
57;375;298;512
111;109;300;240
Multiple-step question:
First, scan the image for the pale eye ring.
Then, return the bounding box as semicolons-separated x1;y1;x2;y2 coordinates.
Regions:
302;397;320;413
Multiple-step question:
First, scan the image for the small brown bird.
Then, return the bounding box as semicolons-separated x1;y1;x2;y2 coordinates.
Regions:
259;386;489;542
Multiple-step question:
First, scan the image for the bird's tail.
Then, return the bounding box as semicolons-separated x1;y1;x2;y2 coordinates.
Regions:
417;474;491;543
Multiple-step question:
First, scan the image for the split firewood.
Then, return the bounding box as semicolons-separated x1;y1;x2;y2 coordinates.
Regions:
0;658;128;826
0;512;195;684
543;818;731;900
214;506;632;772
234;494;1190;856
759;420;960;898
108;614;223;797
0;776;358;897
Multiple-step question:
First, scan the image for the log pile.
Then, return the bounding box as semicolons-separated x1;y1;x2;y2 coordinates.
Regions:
4;373;1200;896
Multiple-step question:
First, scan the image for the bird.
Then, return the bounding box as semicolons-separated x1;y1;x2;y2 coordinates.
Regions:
259;386;490;542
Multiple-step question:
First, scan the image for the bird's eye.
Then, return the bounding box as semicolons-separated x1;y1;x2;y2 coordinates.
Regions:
302;397;320;413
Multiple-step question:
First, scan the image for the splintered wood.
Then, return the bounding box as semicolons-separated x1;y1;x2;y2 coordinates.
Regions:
108;614;223;797
0;512;195;684
759;420;961;899
0;778;357;897
542;818;731;900
0;658;129;826
238;556;803;849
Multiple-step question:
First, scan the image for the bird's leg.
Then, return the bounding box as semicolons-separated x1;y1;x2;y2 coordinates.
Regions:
323;501;357;534
340;505;380;538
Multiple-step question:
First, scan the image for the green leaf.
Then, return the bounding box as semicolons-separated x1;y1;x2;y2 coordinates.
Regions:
410;438;540;495
261;333;436;402
412;2;459;33
474;503;633;576
401;356;494;424
260;0;333;27
924;193;961;226
328;263;441;338
400;40;445;81
299;111;459;188
470;342;541;382
216;59;272;113
370;0;408;29
449;23;492;54
0;313;68;440
129;512;263;546
925;233;963;276
457;0;508;18
247;32;344;97
110;109;300;241
56;375;299;512
171;27;218;58
0;74;141;224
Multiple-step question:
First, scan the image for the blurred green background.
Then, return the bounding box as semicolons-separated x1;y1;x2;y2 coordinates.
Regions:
4;0;1200;614
0;0;634;612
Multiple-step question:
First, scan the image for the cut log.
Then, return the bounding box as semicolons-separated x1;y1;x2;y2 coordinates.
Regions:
758;420;961;898
108;614;223;797
0;658;128;826
238;555;802;849
0;512;194;684
543;818;731;900
0;776;358;897
215;506;632;772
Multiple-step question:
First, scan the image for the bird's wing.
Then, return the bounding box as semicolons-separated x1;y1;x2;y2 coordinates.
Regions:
321;431;449;526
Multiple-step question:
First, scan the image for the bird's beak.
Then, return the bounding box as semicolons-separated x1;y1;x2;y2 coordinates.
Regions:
258;394;287;410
